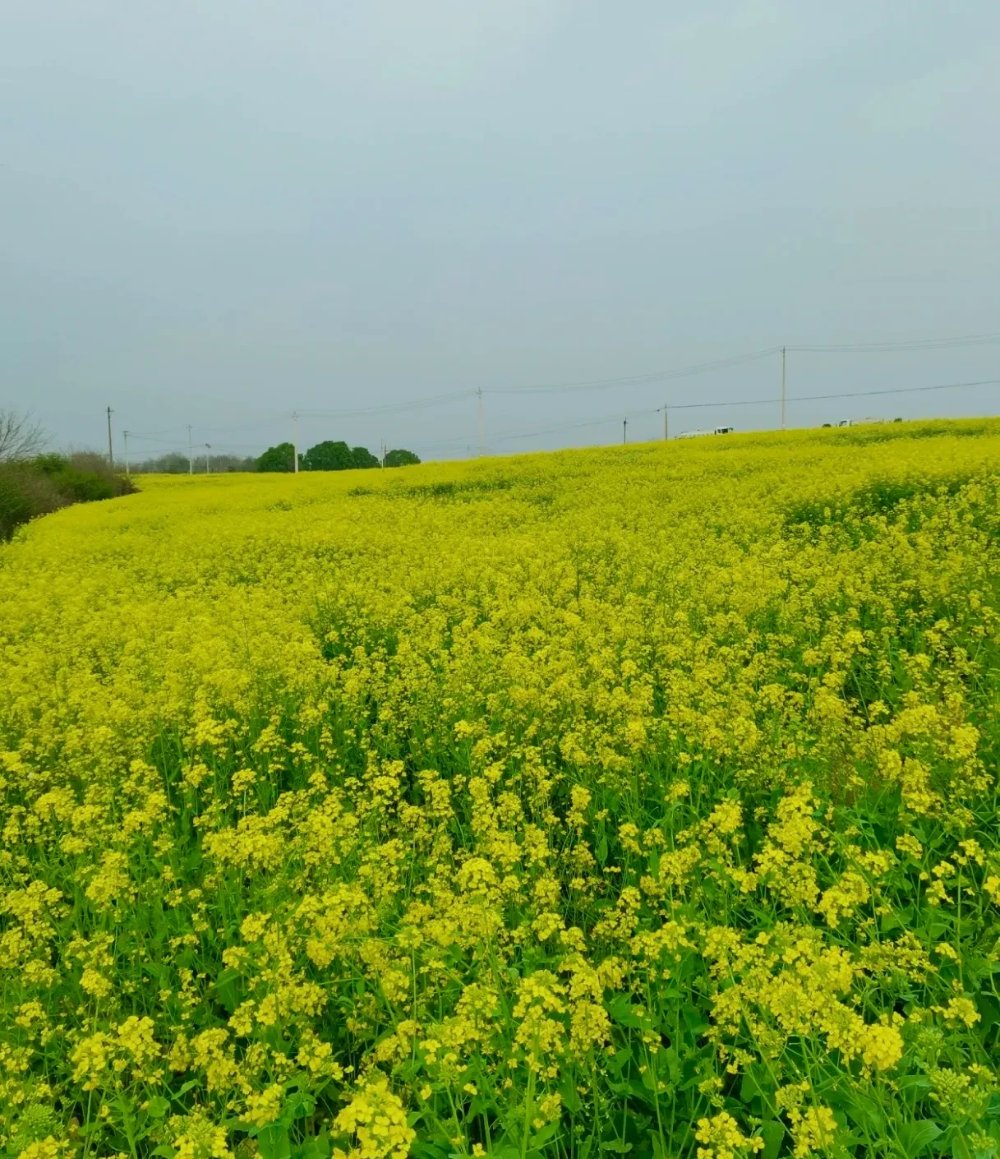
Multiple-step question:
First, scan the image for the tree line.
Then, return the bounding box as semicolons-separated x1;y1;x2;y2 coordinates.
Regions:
130;442;421;474
257;441;420;472
0;408;424;540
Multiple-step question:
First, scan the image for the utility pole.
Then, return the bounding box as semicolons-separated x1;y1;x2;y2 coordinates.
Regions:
380;440;386;469
292;411;300;474
106;406;114;467
123;431;130;479
662;405;669;441
477;387;485;457
187;425;194;475
780;346;787;430
204;444;211;474
623;418;628;445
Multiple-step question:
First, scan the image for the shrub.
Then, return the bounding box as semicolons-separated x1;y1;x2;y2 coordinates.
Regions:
0;466;36;540
0;453;134;541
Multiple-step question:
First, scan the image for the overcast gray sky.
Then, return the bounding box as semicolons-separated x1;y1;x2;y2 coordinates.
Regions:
3;1;999;462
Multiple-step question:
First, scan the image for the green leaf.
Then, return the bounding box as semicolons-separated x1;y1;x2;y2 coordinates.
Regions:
845;1091;886;1134
212;966;244;1012
607;994;645;1028
258;1125;292;1159
680;1005;708;1036
739;1063;770;1102
292;1131;331;1159
897;1120;943;1156
951;1133;975;1159
279;1091;316;1128
560;1075;582;1114
530;1120;562;1148
146;1096;171;1120
650;1134;669;1159
410;1143;453;1159
760;1120;784;1159
606;1045;634;1077
898;1075;933;1095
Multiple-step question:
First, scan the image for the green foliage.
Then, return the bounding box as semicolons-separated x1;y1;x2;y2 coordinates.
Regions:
302;442;382;471
257;442;297;473
0;466;36;539
138;452;192;474
784;472;976;535
0;452;134;540
302;441;355;472
351;446;380;469
133;452;257;474
400;477;514;501
384;448;421;467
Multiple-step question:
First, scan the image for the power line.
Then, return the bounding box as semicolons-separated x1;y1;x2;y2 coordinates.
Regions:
118;331;1000;440
485;377;999;446
128;373;997;457
122;433;187;446
488;332;1000;397
491;347;781;395
793;377;1000;403
295;390;477;419
787;332;1000;353
110;330;1000;460
491;411;636;444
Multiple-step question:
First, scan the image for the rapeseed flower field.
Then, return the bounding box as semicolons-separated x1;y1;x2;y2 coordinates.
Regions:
1;420;999;1159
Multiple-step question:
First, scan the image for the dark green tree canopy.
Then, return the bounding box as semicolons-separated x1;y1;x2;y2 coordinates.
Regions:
257;440;418;472
351;446;380;469
302;440;354;471
384;448;421;467
256;442;296;472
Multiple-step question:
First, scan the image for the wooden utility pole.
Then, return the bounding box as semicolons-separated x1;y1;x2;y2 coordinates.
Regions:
106;406;114;466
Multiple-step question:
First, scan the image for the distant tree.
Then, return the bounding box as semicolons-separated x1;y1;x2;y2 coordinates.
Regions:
303;440;354;471
0;410;46;463
257;442;296;472
133;451;257;474
133;452;191;474
351;446;380;469
384;448;421;467
209;454;258;473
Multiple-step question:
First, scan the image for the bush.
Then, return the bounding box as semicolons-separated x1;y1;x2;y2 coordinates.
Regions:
0;466;36;540
0;454;135;541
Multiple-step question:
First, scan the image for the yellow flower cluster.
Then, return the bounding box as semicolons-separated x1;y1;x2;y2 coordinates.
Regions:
334;1076;415;1159
0;419;998;1157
